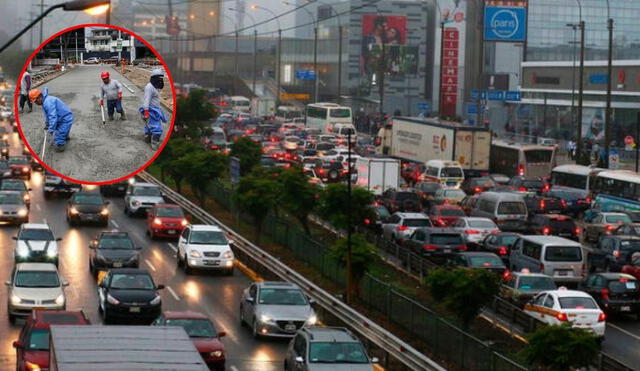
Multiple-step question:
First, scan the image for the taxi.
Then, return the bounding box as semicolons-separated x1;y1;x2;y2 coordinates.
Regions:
500;269;557;307
524;287;606;339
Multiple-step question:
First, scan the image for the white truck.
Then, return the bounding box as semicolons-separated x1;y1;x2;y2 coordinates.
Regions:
375;117;491;177
251;97;276;117
355;157;401;196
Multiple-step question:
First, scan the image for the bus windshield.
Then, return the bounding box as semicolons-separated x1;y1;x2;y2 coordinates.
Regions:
525;150;552;163
329;108;351;118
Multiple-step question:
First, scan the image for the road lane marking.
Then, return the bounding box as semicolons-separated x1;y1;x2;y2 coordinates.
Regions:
144;259;157;272
167;243;177;252
111;220;119;228
230;366;239;371
122;83;135;93
35;204;41;211
608;323;640;341
166;285;180;301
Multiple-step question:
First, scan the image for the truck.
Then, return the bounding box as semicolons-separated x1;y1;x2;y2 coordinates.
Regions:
49;325;209;371
251;97;276;117
355;157;401;195
375;117;491;177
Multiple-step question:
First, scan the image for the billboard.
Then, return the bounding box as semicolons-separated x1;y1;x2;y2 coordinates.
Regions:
484;6;527;42
361;15;416;77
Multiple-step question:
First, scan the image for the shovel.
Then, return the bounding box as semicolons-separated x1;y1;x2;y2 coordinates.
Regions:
41;130;49;162
100;103;106;125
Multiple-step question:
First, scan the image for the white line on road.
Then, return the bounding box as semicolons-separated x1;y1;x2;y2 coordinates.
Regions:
608;323;640;341
35;204;41;211
167;243;177;253
144;259;157;272
110;220;119;228
166;286;180;301
230;366;239;371
122;83;135;94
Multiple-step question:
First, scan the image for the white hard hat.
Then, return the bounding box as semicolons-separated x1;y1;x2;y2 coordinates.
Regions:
151;68;164;77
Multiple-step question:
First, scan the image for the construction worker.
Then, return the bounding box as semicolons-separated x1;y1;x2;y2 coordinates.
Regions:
99;71;125;121
28;88;74;152
19;69;32;114
139;68;167;149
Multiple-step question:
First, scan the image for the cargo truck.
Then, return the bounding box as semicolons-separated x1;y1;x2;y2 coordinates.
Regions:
375;117;491;177
355;157;401;195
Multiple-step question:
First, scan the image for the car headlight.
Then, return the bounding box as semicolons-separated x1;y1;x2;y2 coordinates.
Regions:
46;248;57;258
307;314;317;325
128;254;139;263
222;250;233;259
23;194;29;202
69;206;79;215
210;350;224;358
128;178;136;185
22;167;28;172
189;250;201;258
132;200;141;207
17;249;29;258
153;218;162;225
10;294;21;305
100;208;109;216
181;219;188;226
55;294;65;306
260;314;272;323
106;294;120;305
17;208;27;217
149;295;161;305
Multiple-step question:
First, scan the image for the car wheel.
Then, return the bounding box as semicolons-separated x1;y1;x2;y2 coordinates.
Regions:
225;268;234;276
183;256;193;274
239;305;246;327
124;205;130;216
101;305;110;324
252;319;261;339
43;191;51;199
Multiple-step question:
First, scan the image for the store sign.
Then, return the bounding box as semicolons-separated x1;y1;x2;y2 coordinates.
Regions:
441;27;459;117
589;73;608;84
484;6;527;42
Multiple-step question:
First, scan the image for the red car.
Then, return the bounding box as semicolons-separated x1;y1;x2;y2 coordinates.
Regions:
152;311;226;370
622;259;640;282
13;310;90;371
146;204;188;239
428;205;466;227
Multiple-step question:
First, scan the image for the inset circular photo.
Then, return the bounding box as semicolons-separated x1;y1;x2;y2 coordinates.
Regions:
15;24;175;184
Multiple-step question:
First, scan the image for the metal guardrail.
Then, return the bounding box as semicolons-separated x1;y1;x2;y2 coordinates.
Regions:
137;171;445;371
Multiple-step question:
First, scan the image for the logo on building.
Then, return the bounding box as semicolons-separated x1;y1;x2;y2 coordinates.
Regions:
484;6;527;42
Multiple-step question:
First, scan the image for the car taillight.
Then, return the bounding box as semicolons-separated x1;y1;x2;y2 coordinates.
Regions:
364;218;371;225
613;250;620;258
422;245;437;250
561;199;567;208
598;312;606;322
539;263;545;272
556;312;568;321
542;185;550;192
498;246;508;255
465;229;480;234
474;187;482;193
542;226;551;235
518;186;527;192
518;165;525;176
443;199;450;204
585;197;592;203
397;225;409;231
457;245;468;251
605;224;615;231
437;218;445;226
539;199;546;209
575;227;581;235
601;288;610;301
502;270;511;280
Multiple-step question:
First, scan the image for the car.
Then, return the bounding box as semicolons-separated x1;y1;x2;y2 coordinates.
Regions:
97;268;164;324
528;214;579;241
451;217;499;247
0;179;31;207
622;210;640;225
0;160;13;179
240;281;317;338
544;189;591;217
13;310;90;371
584;212;632;243
523;288;605;339
427;204;466;227
481;232;521;259
580;273;640;317
152;311;226;370
84;57;100;64
0;125;9;140
43;169;82;198
8;156;32;180
460;194;481;215
66;191;110;226
124;182;164;216
365;204;390;233
404;228;467;256
589;235;640;273
99;180;129;197
489;173;510;185
177;224;235;275
381;212;432;244
508;176;549;193
612;223;640;237
379;189;421;213
461;177;496;195
521;194;565;215
284;327;378;370
401;162;426;185
146;204;188;239
413;181;442;207
0;191;29;225
0;139;10;158
500;270;557;307
447;252;510;278
13;223;61;266
89;231;141;277
6;263;68;323
432;188;466;205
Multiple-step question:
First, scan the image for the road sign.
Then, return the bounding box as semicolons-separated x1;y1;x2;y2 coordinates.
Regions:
589;73;608;84
295;69;316;80
505;91;521;101
116;39;123;52
230;157;240;185
467;103;486;115
471;89;487;101
609;150;619;170
417;102;430;111
625;136;635;151
487;90;505;101
484;6;527;42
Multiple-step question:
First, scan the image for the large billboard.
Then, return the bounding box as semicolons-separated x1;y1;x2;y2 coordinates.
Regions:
360;15;416;77
484;6;527;42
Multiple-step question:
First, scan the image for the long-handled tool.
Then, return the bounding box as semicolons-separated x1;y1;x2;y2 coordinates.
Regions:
40;130;49;162
100;103;106;125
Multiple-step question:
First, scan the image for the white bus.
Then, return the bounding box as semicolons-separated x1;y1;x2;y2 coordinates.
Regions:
549;165;604;196
275;105;303;123
305;103;353;133
590;171;640;212
490;140;556;178
230;96;251;113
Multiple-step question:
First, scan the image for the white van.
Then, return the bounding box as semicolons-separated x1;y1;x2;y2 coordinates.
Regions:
422;160;465;188
230;96;251;113
509;235;586;284
331;123;357;144
470;192;529;232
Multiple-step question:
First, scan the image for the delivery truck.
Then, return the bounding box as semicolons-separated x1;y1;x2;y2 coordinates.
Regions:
375;117;491;177
48;325;209;371
251;97;276;117
355;157;401;195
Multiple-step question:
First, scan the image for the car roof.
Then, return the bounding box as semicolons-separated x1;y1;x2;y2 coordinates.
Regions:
520;235;582;246
394;212;427;218
131;182;157;187
511;271;552;279
547;289;593;298
109;268;150;274
459;217;494;222
596;272;636;280
257;281;300;289
458;252;500;257
31;310;90;328
22;223;50;229
162;311;209;320
302;327;359;343
16;262;57;271
190;224;223;232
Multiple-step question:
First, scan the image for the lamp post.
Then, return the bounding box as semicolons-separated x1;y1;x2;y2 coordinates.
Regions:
228;8;257;95
573;0;585;163
566;23;579;130
251;4;282;104
283;1;317;101
306;0;343;102
1;0;110;54
604;0;614;168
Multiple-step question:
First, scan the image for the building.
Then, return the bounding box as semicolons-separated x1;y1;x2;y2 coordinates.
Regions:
85;28;133;53
38;29;85;62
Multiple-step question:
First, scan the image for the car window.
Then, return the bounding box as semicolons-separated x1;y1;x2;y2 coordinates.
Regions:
497;202;526;215
558;297;598;309
156;207;184;218
469;220;497;229
15;271;59;288
0;181;25;191
543;294;554;308
517;276;556;291
429;234;463;245
27;329;50;350
98;235;134;249
402;218;431;227
109;274;154;290
258;288;308;305
189;230;228;245
164;318;217;338
608;279;638;293
132;186;162;197
0;192;23;204
619;240;640;251
19;228;54;241
468;255;504;268
441;167;463;178
544;246;582;262
439;208;465;217
73;194;104;205
605;215;631;224
308;342;368;364
533;293;546;305
498;235;519;246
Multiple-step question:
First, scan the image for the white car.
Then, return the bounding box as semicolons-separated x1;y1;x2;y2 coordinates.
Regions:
84;57;100;64
13;223;61;266
452;217;500;245
177;224;235;275
381;212;432;243
124;182;164;215
6;263;68;323
524;288;605;339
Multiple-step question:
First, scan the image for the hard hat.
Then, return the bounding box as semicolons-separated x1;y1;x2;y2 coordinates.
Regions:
150;68;164;77
101;71;110;79
28;89;41;102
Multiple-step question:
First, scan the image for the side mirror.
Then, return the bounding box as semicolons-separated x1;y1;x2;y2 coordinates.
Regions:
218;331;226;338
228;240;235;246
56;237;63;242
246;297;255;303
156;284;165;290
11;236;17;240
5;280;11;286
295;356;304;363
371;357;379;363
62;280;70;287
12;341;23;349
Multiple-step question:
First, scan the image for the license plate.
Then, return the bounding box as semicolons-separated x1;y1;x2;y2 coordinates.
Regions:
113;262;122;268
284;324;297;332
621;306;631;312
556;271;568;276
443;249;451;254
167;230;176;234
129;307;140;313
204;260;219;266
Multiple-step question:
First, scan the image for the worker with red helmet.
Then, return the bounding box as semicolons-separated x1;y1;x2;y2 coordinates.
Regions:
99;71;125;121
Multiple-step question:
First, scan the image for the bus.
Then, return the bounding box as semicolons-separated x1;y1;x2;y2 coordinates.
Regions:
590;171;640;212
549;165;604;196
275;105;303;123
490;140;556;178
305;103;353;133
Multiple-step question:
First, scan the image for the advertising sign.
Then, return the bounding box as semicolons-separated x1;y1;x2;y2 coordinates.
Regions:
484;6;527;42
361;15;417;77
435;0;467;117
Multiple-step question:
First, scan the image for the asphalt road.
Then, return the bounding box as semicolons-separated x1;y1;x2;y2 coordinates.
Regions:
17;64;170;183
0;127;287;370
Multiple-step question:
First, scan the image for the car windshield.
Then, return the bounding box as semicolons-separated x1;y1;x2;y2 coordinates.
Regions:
544;246;582;262
523;180;544;188
1;182;25;191
472;178;495;187
8;157;28;164
439;208;465;217
444;190;465;198
110;274;154;290
619;240;640;251
524;150;552;163
99;236;134;249
517;276;556;291
469;255;504;268
498;235;520;246
258;288;308;305
0;193;23;204
15;271;59;288
549;219;576;231
165;318;217;338
559;297;598;309
403;219;431;227
156;207;184;218
608;279;638;293
308;342;369;364
469;220;496;228
605;215;631;223
189;231;228;245
430;234;463;245
73;194;103;205
441;167;463;178
27;329;50;350
395;192;419;202
19;228;54;241
375;206;390;219
497;202;526;215
329;108;351;118
132;186;161;197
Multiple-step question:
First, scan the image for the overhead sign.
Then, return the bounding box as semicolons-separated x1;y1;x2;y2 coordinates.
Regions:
471;89;487;101
471;89;521;102
280;93;311;100
467;103;486;115
505;90;521;101
589;73;608;84
487;90;505;101
295;69;316;80
484;6;527;42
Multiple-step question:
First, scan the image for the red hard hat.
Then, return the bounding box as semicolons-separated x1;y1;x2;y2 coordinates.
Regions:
101;71;110;79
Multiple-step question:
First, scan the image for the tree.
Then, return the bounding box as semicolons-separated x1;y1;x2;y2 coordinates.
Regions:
230;137;262;176
182;151;228;206
425;267;500;328
156;138;200;193
277;167;320;234
175;89;216;138
520;323;598;371
316;183;374;231
234;171;279;243
329;233;378;298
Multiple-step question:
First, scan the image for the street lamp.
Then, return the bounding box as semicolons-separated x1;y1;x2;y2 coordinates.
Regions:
0;0;110;54
566;23;579;133
283;1;318;102
571;0;586;164
228;8;258;95
604;0;614;168
250;4;282;104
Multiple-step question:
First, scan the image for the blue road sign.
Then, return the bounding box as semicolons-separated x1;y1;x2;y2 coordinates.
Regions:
487;90;505;101
505;91;521;101
467;103;486;115
471;89;488;101
230;157;240;185
295;69;316;80
417;102;430;111
484;6;527;42
589;73;608;84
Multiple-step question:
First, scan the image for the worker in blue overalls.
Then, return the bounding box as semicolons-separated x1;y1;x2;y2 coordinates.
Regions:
139;68;167;150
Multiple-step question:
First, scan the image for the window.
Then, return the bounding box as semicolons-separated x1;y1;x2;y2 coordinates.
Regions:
543;294;555;308
522;240;542;260
308;342;368;363
249;285;257;299
189;230;228;245
544;246;582;262
533;293;546;306
469;220;497;229
15;271;59;288
518;276;556;291
412;230;425;241
497;202;526;215
110;274;154;290
524;150;552;163
258;288;308;305
429;233;463;245
19;228;54;241
550;171;587;190
329;108;351;118
559;297;597;309
441;167;463;178
402;219;431;227
27;329;50;350
426;167;439;177
306;106;328;119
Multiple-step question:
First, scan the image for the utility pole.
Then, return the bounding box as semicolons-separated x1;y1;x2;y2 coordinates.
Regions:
59;35;63;65
253;29;257;95
234;31;239;94
75;30;78;63
337;25;343;104
117;29;121;61
313;26;318;102
39;0;45;45
438;19;445;116
604;16;614;168
476;0;485;127
576;20;585;163
346;129;353;305
276;29;282;105
378;42;386;115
